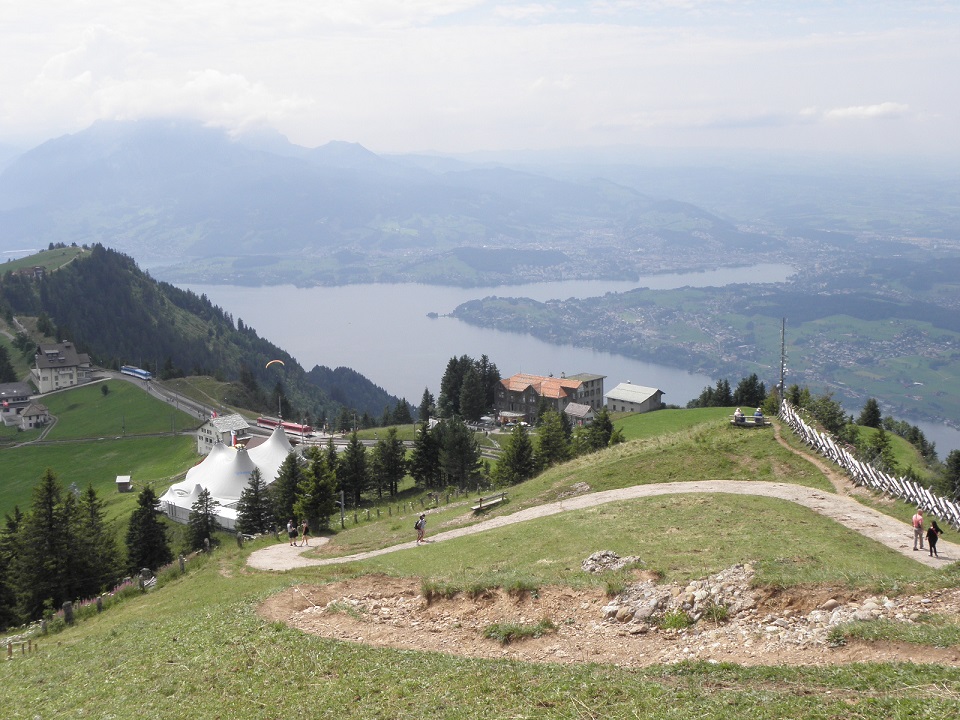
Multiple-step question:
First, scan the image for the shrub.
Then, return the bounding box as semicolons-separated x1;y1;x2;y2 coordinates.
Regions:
701;601;730;625
657;608;693;630
483;618;557;645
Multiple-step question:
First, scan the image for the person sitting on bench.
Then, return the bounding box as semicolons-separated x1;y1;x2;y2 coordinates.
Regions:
733;407;745;424
753;407;764;423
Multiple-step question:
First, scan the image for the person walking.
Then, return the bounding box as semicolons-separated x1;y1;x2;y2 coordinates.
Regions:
300;520;310;547
912;509;925;551
415;513;426;544
927;520;943;558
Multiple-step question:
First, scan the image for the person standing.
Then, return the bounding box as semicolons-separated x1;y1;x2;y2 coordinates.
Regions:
927;520;943;558
912;509;925;551
300;519;310;547
415;513;426;544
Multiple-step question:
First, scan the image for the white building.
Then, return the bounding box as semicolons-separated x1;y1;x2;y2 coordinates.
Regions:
196;413;251;455
32;342;92;394
605;382;665;414
0;382;33;426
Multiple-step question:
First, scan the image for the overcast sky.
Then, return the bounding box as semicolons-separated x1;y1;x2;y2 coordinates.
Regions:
2;1;958;157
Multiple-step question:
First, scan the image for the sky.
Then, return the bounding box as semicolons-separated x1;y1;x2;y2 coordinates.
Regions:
1;1;959;158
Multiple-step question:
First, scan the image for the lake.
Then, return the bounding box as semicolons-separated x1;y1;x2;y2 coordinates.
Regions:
188;265;795;406
186;263;960;455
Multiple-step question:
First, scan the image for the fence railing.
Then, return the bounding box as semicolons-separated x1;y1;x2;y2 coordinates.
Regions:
779;402;960;530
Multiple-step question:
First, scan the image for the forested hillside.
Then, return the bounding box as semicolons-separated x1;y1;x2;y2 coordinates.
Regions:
0;244;408;424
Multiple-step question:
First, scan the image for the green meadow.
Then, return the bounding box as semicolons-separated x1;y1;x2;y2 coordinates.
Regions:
3;388;960;718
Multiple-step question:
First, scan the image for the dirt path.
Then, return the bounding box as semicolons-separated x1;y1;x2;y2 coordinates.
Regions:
248;479;958;572
250;434;960;668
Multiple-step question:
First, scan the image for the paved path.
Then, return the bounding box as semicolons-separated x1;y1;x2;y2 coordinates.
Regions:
247;480;959;572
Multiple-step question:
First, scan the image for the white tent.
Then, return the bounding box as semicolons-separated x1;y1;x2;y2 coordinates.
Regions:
247;425;294;483
159;426;297;530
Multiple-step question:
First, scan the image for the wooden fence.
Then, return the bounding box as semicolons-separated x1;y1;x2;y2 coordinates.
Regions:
779;402;960;530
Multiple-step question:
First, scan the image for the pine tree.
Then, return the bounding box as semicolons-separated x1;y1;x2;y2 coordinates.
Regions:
295;448;338;531
494;424;537;486
437;356;469;417
0;508;24;629
733;374;766;408
126;486;173;573
0;345;16;383
269;454;306;525
409;422;441;489
458;366;486;421
439;417;482;488
587;407;615;451
418;388;435;422
338;432;369;507
12;470;71;620
373;427;407;496
535;410;570;470
75;485;122;596
187;488;221;551
236;468;274;535
944;450;960;501
858;398;882;428
392;398;413;425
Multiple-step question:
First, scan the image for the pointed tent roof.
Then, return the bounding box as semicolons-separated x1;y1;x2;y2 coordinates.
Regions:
247;425;294;483
161;427;297;529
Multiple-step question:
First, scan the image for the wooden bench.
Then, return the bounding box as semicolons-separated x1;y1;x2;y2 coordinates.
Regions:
730;415;769;427
472;492;507;512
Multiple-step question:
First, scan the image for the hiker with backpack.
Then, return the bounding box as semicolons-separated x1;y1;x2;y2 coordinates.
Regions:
415;513;426;544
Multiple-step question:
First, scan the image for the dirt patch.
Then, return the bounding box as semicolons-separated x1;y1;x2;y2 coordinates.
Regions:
258;574;960;668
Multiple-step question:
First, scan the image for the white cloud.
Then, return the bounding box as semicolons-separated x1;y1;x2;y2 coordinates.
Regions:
824;102;910;120
0;2;957;155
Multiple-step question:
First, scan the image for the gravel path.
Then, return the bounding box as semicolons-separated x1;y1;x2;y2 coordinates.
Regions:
247;480;958;572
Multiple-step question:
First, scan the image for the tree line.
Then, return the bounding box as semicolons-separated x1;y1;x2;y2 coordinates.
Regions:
0;473;173;630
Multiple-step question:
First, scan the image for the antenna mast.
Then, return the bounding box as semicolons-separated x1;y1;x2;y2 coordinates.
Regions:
779;317;786;413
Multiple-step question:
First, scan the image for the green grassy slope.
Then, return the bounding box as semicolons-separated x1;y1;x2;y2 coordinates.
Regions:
0;381;198;520
3;419;959;718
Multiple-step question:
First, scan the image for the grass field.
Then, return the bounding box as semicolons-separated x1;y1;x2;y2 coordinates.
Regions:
3;399;959;718
0;380;199;521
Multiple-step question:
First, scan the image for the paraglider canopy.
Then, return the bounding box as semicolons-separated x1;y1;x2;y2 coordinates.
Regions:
265;359;285;369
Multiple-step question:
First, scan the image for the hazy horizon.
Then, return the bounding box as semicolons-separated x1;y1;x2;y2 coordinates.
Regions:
2;2;958;161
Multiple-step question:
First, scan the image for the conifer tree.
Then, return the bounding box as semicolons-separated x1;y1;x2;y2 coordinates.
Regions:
0;345;16;383
187;488;220;551
12;470;72;620
338;432;369;507
269;453;306;525
439;417;482;488
392;398;413;425
535;410;570;470
74;485;122;596
494;424;537;486
587;407;615;451
372;427;407;497
236;468;274;536
126;486;173;573
0;508;24;629
295;448;338;531
418;388;434;422
458;366;486;422
858;398;882;428
409;422;441;489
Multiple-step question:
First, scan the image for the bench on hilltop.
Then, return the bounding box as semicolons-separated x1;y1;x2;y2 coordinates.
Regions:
730;415;770;427
472;492;507;512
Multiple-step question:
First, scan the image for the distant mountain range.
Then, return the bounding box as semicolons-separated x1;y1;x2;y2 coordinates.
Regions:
0;119;787;286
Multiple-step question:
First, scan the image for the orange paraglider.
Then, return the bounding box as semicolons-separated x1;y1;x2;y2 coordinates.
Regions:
265;359;285;369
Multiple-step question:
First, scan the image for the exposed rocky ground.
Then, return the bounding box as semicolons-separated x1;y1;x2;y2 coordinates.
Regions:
258;553;960;668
